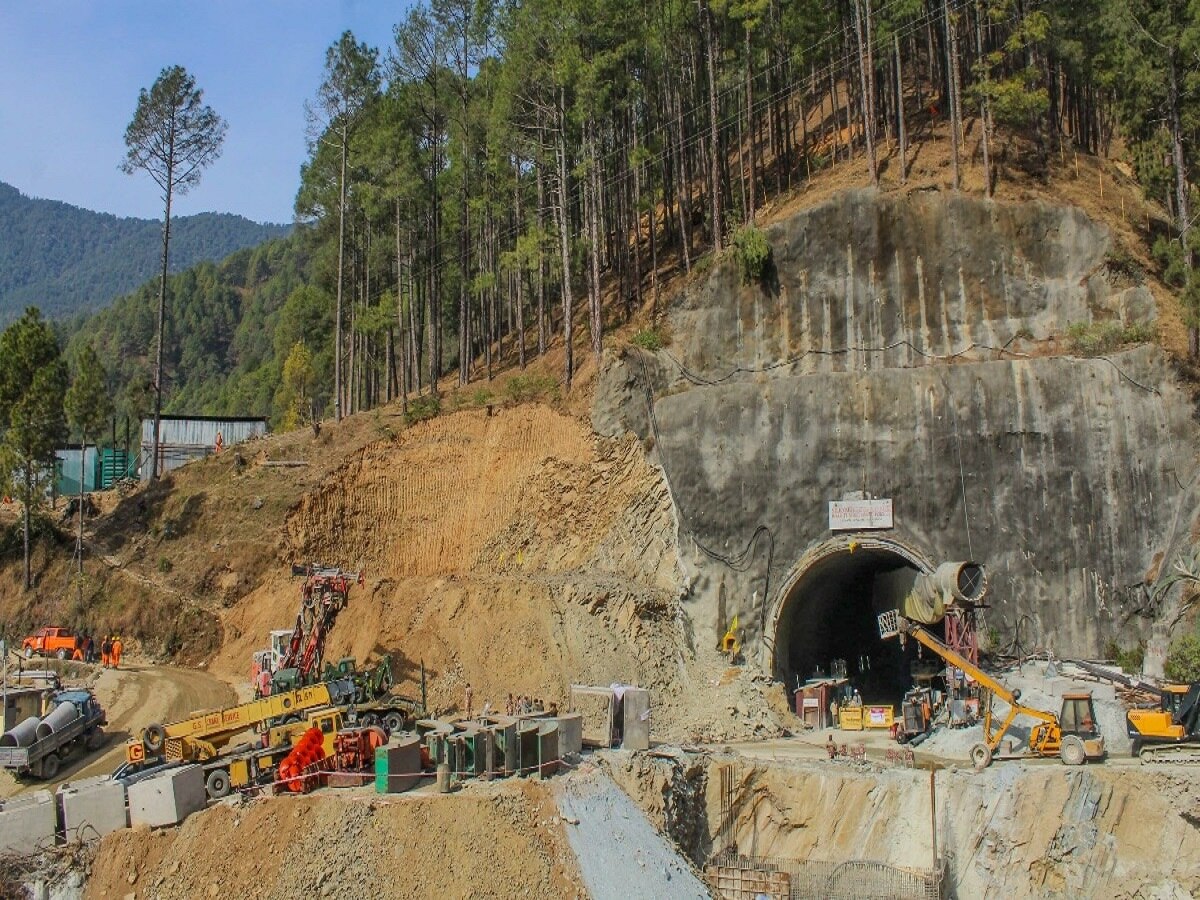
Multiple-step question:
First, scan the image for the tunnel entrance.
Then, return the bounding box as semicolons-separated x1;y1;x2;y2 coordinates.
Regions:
773;543;933;705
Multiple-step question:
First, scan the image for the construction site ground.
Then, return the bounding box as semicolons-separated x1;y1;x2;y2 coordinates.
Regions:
0;658;234;799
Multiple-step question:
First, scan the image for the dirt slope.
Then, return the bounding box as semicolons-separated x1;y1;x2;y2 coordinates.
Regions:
212;404;767;740
85;779;585;899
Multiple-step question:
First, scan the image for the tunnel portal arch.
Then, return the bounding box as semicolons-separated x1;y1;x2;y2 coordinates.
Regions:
765;535;936;698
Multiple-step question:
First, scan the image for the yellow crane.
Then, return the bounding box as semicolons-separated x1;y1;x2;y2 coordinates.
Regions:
125;679;355;766
878;610;1105;768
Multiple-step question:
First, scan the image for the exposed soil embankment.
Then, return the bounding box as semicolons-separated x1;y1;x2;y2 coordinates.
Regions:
85;780;584;899
211;404;781;742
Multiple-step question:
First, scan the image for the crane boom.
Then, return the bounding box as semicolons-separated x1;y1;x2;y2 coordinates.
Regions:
126;678;356;764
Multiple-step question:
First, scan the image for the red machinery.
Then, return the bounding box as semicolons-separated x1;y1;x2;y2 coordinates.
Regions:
332;726;388;772
257;563;364;695
277;726;327;794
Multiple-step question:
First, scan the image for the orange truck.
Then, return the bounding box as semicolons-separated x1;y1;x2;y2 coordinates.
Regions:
21;627;80;659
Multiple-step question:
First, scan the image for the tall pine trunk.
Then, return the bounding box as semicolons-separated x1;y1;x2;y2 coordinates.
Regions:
334;127;347;420
554;99;575;390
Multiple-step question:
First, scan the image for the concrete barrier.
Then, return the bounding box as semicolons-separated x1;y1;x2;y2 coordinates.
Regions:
127;764;206;828
622;688;650;751
0;790;56;854
537;722;559;778
554;713;584;758
58;776;128;841
375;735;422;794
517;722;540;776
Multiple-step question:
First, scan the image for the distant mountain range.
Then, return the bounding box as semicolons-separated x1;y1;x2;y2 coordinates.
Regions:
0;180;290;321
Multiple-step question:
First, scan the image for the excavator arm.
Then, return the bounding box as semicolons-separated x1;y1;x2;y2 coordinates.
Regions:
879;611;1059;753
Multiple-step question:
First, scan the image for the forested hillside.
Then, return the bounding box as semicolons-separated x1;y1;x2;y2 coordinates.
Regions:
0;180;289;319
68;0;1200;429
65;236;320;427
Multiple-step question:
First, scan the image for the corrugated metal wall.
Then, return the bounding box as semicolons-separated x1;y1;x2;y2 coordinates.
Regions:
140;417;268;480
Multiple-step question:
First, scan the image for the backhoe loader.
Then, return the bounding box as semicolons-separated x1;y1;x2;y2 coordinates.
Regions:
878;610;1105;768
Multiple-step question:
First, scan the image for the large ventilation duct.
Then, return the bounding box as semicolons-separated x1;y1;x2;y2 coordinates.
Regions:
901;562;987;624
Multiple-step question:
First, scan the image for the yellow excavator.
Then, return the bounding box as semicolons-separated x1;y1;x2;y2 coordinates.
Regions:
878;610;1106;768
1126;682;1200;763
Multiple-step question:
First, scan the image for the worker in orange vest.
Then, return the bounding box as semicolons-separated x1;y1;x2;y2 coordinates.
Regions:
111;636;123;669
100;636;112;668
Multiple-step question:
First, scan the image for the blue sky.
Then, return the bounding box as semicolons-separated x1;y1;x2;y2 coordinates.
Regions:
0;2;410;224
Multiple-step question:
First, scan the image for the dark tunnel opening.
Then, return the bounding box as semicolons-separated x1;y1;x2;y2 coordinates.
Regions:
774;548;938;705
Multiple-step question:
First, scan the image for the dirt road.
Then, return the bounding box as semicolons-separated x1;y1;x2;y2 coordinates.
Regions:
0;662;236;797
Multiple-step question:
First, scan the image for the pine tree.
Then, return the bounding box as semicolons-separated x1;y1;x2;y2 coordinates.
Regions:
122;66;226;478
0;309;68;591
65;344;113;603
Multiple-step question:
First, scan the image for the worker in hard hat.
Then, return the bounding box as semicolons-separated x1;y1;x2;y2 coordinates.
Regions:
111;636;123;669
100;636;112;668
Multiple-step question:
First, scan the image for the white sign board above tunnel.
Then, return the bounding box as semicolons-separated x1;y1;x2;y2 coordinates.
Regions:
829;498;894;531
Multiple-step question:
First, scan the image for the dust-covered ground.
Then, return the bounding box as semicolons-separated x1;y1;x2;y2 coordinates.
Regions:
0;660;235;799
85;779;585;900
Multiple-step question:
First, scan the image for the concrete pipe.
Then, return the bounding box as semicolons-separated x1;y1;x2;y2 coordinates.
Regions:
902;562;987;624
0;716;41;748
35;700;80;741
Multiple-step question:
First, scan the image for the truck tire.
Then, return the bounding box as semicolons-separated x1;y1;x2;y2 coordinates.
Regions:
56;648;68;660
86;727;104;751
143;723;167;754
205;769;232;800
382;711;405;735
1060;735;1086;767
40;754;59;779
970;743;993;770
361;712;381;729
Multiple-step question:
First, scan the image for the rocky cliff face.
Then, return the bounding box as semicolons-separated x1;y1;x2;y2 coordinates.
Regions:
606;750;1200;900
595;188;1198;669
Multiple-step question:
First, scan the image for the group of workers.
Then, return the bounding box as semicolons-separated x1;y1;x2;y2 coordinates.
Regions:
460;688;559;720
99;635;123;668
828;688;863;723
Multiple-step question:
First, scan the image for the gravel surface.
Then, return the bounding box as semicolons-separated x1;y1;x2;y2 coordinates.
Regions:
556;769;711;900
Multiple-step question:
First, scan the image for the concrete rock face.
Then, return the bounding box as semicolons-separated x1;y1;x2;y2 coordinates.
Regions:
594;189;1198;671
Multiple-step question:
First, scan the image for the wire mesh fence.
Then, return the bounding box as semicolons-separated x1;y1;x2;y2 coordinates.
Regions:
707;850;943;900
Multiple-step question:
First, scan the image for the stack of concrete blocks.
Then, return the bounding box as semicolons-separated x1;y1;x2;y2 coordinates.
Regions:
622;688;651;751
58;775;128;841
0;790;56;854
374;734;423;794
537;721;560;778
127;764;206;828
